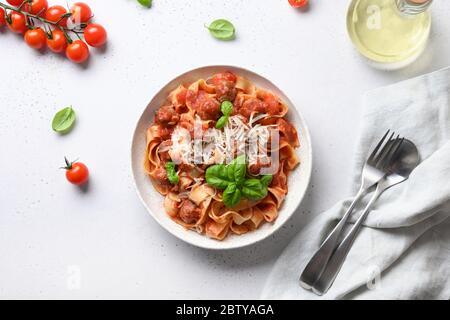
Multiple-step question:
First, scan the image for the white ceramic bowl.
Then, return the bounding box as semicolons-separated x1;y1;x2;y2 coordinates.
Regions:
131;66;312;250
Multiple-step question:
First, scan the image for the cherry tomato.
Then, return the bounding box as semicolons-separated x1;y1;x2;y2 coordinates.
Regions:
7;12;28;34
84;23;107;47
24;0;48;15
6;0;23;6
288;0;309;8
47;29;67;53
70;2;92;23
45;5;68;27
24;28;47;49
66;40;90;63
63;158;89;185
0;8;6;27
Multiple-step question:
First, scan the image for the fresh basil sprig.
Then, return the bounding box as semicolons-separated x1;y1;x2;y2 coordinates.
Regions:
205;155;272;208
137;0;152;8
165;161;179;185
215;101;234;129
206;19;235;41
52;106;76;134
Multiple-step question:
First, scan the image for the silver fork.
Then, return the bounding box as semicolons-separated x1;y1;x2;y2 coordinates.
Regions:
299;130;398;290
312;137;405;295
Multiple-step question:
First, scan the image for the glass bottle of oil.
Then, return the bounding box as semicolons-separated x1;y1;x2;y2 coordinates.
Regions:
347;0;432;69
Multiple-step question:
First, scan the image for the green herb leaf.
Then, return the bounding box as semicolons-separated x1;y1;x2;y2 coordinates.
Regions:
137;0;152;8
227;154;246;185
206;19;235;41
205;164;231;189
260;175;273;188
233;161;246;187
222;183;242;208
52;106;76;134
242;179;267;200
215;115;229;129
165;162;179;185
221;101;233;115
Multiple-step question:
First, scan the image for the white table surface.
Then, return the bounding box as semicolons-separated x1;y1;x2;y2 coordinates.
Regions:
1;0;449;300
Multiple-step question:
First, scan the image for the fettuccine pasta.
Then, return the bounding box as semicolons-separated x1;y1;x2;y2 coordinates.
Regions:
144;72;300;240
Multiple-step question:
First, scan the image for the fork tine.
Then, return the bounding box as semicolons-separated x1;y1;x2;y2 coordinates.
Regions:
368;130;390;163
381;137;404;170
377;135;402;169
373;131;395;164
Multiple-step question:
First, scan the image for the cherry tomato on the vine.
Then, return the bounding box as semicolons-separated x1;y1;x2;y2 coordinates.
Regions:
6;0;23;6
7;12;28;34
66;40;90;63
24;27;47;49
0;8;6;27
63;158;89;185
288;0;309;8
70;2;92;23
24;0;48;15
47;29;67;53
84;23;107;47
45;5;68;27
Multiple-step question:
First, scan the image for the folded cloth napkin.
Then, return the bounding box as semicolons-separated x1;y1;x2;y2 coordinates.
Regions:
261;67;450;300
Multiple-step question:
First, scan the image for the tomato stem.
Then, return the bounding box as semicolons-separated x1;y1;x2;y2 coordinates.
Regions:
61;157;78;170
0;1;85;39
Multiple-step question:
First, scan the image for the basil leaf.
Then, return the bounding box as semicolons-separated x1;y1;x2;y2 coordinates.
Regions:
165;162;179;185
221;101;233;116
137;0;152;8
206;19;235;41
260;175;273;187
233;161;246;187
215;115;229;129
226;163;236;181
222;183;242;208
227;154;246;186
242;179;267;200
206;164;231;190
52;106;76;134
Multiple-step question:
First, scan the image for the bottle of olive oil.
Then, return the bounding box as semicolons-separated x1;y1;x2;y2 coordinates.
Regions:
347;0;432;69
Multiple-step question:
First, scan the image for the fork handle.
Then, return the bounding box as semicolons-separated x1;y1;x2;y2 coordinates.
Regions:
299;187;366;289
312;189;382;295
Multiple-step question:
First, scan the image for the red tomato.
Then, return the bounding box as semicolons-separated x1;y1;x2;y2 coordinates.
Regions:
6;0;23;6
288;0;309;8
7;12;28;34
47;29;67;53
24;0;48;15
66;40;90;63
63;159;89;185
0;8;6;27
84;23;107;47
70;2;92;23
45;5;68;27
24;28;47;49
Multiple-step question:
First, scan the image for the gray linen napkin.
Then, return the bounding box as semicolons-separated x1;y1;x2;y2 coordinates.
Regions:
261;67;450;300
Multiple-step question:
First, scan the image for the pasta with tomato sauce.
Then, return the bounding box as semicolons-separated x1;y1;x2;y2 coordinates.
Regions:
144;72;300;240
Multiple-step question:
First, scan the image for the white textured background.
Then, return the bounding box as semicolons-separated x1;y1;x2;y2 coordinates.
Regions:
0;0;449;299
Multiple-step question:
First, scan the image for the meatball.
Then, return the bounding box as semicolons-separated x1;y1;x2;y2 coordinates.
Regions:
215;80;237;102
188;90;221;121
238;94;281;119
209;72;238;103
260;92;281;115
178;199;201;224
152;167;170;185
155;105;180;126
239;98;266;118
197;97;221;120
